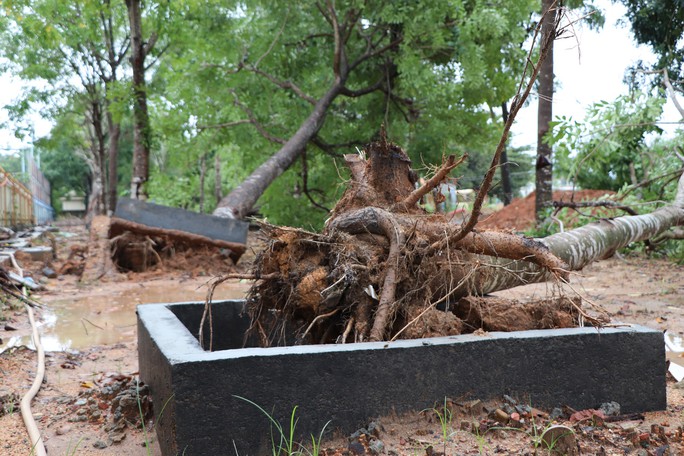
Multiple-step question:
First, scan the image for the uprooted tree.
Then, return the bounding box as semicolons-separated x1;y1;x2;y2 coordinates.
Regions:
239;133;684;346
201;7;684;348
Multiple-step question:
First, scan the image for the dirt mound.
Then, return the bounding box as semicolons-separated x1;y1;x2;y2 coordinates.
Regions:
479;189;615;231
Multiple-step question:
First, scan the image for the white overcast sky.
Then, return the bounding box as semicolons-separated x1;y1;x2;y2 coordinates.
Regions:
0;0;681;153
511;0;682;149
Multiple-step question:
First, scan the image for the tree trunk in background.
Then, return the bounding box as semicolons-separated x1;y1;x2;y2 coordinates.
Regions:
85;99;107;219
106;111;121;215
214;152;222;204
126;0;153;200
199;154;206;212
535;0;555;224
213;81;344;219
500;102;513;205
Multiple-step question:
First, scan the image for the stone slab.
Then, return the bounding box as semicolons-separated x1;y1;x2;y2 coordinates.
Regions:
114;197;248;246
137;300;666;456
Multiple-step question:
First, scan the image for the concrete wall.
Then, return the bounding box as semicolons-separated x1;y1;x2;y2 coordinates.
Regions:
138;300;666;456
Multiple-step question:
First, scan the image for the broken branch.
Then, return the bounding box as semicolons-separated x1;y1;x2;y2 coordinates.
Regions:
393;154;466;212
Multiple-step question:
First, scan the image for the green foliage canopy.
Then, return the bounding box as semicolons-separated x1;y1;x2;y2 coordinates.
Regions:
548;91;665;191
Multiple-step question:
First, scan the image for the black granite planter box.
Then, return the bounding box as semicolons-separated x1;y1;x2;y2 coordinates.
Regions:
137;300;666;456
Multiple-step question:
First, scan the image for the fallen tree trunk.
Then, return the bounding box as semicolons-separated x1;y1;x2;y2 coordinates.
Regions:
243;138;684;346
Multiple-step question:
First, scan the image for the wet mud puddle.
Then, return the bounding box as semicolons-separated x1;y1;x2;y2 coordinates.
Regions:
2;280;250;351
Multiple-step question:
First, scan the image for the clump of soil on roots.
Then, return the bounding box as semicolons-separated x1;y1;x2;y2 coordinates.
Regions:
110;231;237;277
244;136;587;346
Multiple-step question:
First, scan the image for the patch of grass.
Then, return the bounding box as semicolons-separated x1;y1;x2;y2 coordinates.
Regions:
234;395;330;456
423;397;455;454
63;437;84;456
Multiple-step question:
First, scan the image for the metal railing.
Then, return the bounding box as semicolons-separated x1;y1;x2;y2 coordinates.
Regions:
0;164;34;227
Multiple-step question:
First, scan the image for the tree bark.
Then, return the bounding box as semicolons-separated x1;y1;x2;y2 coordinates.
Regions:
467;171;684;296
106;110;121;215
85;98;107;219
500;102;513;205
126;0;153;200
535;0;556;224
199;153;206;212
213;82;345;219
214;152;222;204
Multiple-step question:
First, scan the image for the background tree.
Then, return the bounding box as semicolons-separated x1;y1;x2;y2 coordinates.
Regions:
535;0;557;223
153;0;537;224
534;1;604;223
0;0;131;216
125;0;169;200
550;91;665;191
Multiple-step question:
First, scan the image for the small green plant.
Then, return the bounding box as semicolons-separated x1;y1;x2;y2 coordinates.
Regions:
63;437;84;456
233;395;330;456
422;397;454;454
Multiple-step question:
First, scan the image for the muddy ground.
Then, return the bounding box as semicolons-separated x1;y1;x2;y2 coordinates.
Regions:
0;220;683;455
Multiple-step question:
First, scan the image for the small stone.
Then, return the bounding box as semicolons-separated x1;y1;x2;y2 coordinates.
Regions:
503;394;517;405
55;425;71;436
549;407;564;420
349;428;369;440
42;267;58;278
92;440;108;449
108;430;126;444
490;408;509;423
619;421;640;431
599;401;621;417
510;412;520;421
502;404;515;415
348;441;365;455
367;420;383;437
4;324;17;331
75;399;87;406
515;404;532;415
368;438;385;455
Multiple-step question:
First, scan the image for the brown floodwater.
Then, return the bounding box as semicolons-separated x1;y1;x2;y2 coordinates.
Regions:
3;280;250;352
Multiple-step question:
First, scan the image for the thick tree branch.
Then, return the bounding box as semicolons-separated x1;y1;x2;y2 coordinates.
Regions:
393;154;466;212
339;77;384;97
248;66;316;104
552;200;638;216
197;119;252;130
300;152;331;213
230;91;287;145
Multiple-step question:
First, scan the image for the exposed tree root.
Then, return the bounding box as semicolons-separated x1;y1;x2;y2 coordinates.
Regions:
242;137;580;346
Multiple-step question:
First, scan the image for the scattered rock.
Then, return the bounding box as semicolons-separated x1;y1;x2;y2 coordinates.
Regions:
503;394;517;405
92;440;108;449
42;267;58;278
619;421;641;431
348;441;365;455
108;430;127;445
4;324;17;331
368;438;384;454
490;408;509;424
599;401;621;417
55;425;71;436
549;407;564;420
